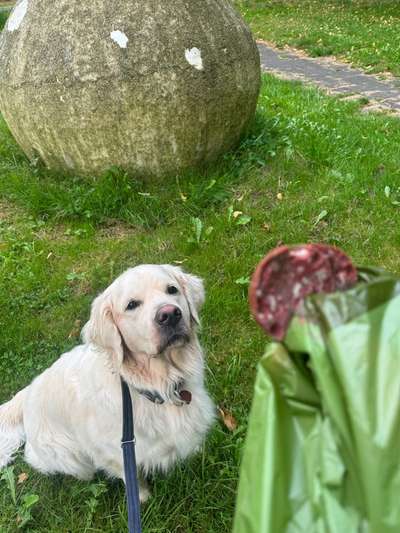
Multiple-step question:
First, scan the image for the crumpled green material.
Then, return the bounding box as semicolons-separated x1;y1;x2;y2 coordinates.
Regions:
234;268;400;533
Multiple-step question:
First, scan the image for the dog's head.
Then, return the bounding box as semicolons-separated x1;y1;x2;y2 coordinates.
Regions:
82;264;204;390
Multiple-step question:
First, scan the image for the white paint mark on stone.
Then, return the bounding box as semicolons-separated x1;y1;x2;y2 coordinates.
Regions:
110;30;129;49
7;0;28;32
185;48;203;71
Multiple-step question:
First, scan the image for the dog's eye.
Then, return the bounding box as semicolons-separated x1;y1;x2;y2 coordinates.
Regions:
126;300;141;311
167;285;179;295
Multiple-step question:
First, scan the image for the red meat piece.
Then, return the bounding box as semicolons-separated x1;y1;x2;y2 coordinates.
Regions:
249;244;358;340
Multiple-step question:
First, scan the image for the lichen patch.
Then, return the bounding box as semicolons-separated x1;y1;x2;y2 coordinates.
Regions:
185;48;203;70
7;0;28;32
110;30;129;49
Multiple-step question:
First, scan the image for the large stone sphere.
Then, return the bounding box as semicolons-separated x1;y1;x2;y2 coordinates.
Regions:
0;0;261;177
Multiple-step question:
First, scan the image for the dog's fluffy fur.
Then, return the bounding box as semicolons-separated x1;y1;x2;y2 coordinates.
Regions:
0;265;215;501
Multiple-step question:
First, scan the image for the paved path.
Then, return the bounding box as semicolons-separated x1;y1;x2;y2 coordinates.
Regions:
258;41;400;113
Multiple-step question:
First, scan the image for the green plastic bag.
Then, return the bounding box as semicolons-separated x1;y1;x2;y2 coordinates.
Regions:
234;268;400;533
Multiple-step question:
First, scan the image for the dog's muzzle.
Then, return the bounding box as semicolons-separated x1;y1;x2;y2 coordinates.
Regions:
155;305;182;328
155;304;189;354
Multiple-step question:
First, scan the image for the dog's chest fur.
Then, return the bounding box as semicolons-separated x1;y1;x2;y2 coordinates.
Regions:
133;386;215;472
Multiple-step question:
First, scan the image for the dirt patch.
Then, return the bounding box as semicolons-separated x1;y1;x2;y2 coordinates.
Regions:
33;224;71;242
96;219;136;239
0;200;23;221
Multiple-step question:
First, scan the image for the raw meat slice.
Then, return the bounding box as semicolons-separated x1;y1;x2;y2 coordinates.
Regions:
249;244;358;340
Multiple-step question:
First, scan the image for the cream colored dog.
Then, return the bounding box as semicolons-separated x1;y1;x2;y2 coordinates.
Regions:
0;264;215;501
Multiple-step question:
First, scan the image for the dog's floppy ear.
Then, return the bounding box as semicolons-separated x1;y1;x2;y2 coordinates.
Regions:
81;290;123;365
165;265;205;325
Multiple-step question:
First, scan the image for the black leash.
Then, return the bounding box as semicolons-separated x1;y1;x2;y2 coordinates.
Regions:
121;378;142;533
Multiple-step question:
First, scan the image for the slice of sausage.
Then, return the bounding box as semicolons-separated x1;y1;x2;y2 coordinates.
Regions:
249;244;358;340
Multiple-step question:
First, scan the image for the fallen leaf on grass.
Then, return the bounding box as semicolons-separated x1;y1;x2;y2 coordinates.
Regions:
372;164;385;179
218;406;238;432
68;320;82;339
17;472;28;484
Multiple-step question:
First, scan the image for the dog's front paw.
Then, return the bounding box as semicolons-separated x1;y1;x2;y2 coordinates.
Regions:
139;478;151;503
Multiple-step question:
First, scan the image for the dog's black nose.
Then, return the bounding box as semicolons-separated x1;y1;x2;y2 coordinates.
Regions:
156;305;182;327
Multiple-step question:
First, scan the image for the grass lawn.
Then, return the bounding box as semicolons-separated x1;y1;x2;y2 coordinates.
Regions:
0;9;9;28
1;71;400;531
237;0;400;76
